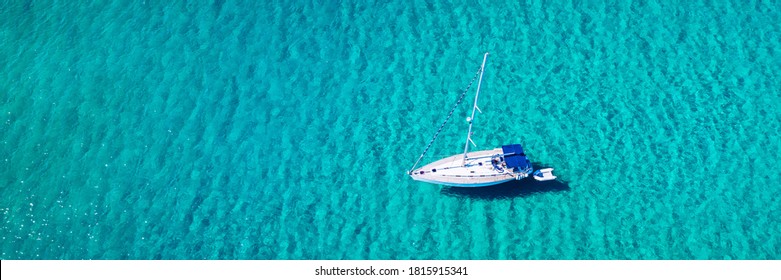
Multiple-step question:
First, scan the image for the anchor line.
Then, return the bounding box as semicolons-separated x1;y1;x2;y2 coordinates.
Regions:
408;65;484;173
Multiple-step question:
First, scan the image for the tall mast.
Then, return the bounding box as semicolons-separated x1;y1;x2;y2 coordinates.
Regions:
462;52;489;165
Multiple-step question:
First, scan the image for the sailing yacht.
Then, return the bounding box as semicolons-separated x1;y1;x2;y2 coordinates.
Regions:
408;53;557;187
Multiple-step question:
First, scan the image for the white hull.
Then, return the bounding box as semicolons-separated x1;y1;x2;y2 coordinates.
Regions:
412;176;516;187
409;148;531;187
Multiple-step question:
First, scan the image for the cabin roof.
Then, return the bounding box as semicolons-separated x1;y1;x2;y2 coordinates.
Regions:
502;144;530;170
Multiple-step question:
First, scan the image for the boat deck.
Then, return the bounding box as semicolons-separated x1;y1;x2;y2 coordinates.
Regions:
410;148;525;187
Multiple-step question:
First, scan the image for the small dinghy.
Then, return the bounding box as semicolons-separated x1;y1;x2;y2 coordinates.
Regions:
533;168;557;181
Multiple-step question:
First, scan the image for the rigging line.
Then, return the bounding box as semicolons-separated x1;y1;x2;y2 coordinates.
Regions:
407;65;484;173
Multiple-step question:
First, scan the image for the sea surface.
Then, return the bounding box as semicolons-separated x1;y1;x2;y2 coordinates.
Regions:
1;0;780;259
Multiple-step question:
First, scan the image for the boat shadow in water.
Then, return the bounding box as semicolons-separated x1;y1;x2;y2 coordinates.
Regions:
440;162;570;200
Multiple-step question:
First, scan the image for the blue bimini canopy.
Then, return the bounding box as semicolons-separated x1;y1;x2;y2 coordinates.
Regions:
502;144;531;170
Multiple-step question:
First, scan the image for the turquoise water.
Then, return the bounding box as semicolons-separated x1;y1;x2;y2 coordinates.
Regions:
2;0;780;259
